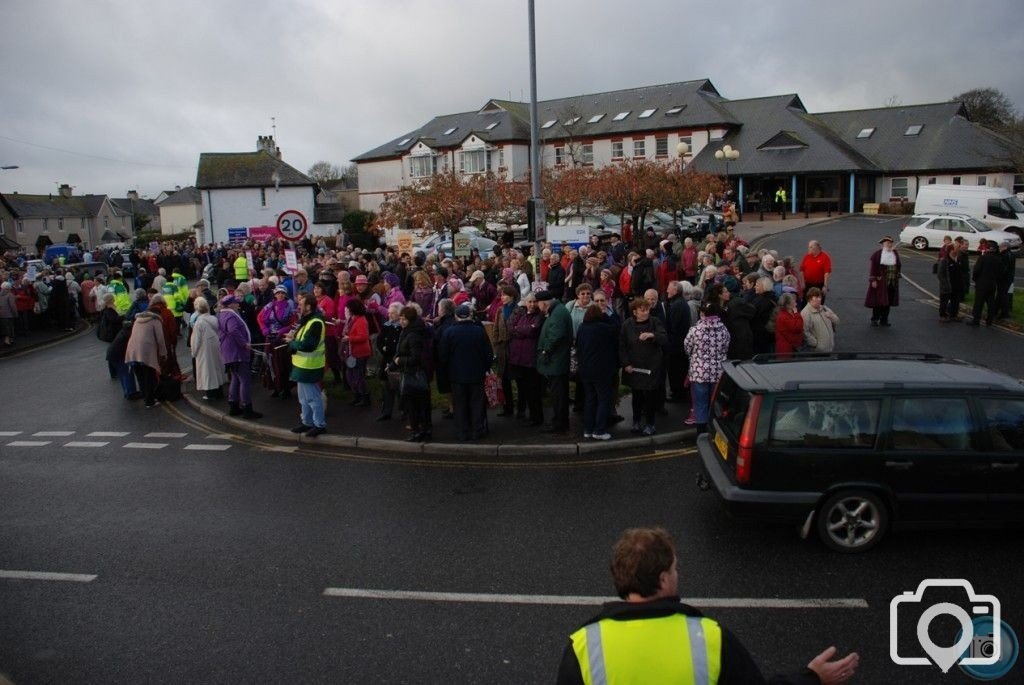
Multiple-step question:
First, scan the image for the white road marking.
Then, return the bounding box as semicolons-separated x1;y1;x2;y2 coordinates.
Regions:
321;588;869;609
32;431;75;437
145;432;187;438
205;433;236;440
0;431;23;437
64;441;110;448
183;444;231;451
122;442;168;450
88;431;130;437
6;441;51;447
0;570;97;583
262;445;298;453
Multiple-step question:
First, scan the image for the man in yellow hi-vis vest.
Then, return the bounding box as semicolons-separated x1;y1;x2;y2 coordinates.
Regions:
557;528;859;685
285;294;326;437
775;186;788;212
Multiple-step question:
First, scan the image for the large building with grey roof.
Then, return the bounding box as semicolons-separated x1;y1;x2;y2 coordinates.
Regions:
353;78;1021;216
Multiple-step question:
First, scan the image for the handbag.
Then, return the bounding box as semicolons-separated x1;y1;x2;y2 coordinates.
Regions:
386;370;402;391
400;370;428;396
484;371;504;409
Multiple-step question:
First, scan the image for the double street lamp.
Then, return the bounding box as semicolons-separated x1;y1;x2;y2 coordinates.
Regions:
715;145;742;222
676;141;689;171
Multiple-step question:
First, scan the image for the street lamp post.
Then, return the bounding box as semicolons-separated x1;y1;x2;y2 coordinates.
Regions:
675;141;689;172
714;145;741;221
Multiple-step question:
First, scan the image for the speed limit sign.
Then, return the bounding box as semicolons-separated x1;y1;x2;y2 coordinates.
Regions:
277;209;308;241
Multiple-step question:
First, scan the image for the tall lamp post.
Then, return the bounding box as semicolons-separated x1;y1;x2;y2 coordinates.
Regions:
715;145;741;221
675;141;689;172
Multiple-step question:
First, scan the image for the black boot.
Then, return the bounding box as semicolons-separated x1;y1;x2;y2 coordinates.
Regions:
228;401;242;416
242;405;263;420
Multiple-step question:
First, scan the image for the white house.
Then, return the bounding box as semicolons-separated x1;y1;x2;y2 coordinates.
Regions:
157;186;202;236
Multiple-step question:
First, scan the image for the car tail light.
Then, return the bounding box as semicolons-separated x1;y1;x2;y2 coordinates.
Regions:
736;395;762;485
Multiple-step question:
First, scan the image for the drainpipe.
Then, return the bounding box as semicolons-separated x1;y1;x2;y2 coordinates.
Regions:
849;173;856;214
206;190;214;243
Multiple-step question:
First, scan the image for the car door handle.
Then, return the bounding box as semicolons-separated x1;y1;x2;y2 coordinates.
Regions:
990;462;1020;472
885;461;914;470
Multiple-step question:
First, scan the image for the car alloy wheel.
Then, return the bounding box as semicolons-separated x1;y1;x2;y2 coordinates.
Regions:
911;236;928;250
816;490;888;553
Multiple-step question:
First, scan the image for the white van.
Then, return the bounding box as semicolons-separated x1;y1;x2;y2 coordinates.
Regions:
913;184;1024;239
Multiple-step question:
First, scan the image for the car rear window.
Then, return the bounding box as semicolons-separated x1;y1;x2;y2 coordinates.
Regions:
712;375;752;436
769;399;880;448
979;398;1024;451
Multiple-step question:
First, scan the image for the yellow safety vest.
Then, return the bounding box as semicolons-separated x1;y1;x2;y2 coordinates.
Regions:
291;318;326;371
571;614;722;685
233;255;249;282
110;279;131;315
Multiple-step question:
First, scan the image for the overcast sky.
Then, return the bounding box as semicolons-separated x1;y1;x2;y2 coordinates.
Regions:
2;0;1021;198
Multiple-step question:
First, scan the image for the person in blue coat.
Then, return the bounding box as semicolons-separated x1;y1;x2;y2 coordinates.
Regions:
439;303;494;441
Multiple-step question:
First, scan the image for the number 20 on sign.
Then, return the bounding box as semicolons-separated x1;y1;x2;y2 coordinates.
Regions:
277;210;308;241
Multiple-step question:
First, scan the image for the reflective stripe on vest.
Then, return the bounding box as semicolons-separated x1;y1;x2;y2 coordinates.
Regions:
291;318;326;370
571;614;722;685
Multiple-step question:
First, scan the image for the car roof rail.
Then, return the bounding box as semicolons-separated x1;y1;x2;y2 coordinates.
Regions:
748;352;947;364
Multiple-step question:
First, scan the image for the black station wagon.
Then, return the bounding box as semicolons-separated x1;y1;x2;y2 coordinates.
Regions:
697;353;1024;552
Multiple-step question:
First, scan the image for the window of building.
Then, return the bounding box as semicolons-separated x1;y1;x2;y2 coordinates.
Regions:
564;116;581;126
486;122;499;130
460;149;487;174
542;119;556;129
0;218;4;235
679;135;692;152
952;176;961;185
638;108;657;119
613;111;630;121
58;217;64;231
611;141;624;159
710;130;724;141
665;105;686;116
80;218;86;230
655;136;668;156
633;140;645;157
42;218;49;232
769;399;880;449
587;114;605;124
1014;174;1024;195
904;124;923;136
856;128;875;139
260;188;267;206
891;397;973;450
890;178;909;198
409;155;435;178
977;175;987;186
121;216;126;227
498;147;505;169
103;217;109;228
444;127;458;136
928;177;937;184
582;143;593;165
17;220;24;233
554;146;565;165
398;137;411;146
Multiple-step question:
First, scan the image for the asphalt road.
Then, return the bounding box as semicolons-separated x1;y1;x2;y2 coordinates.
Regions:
1;217;1021;684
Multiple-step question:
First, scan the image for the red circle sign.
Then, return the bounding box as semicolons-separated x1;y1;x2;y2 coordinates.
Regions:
277;209;308;241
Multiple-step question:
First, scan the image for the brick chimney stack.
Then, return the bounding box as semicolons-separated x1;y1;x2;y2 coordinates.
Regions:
58;183;73;199
257;135;282;159
127;190;139;200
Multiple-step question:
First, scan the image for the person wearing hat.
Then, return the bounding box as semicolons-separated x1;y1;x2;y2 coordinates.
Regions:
218;294;262;419
970;239;1006;327
438;303;494;441
258;285;297;398
536;289;573;434
468;270;495;314
864;236;901;327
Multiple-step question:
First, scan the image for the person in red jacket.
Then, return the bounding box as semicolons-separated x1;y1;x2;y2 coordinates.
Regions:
341;297;373;407
774;293;804;359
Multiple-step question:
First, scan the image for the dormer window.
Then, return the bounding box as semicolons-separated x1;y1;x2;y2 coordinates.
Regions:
486;122;499;130
613;111;631;121
665;105;685;115
444;127;458;136
638;108;657;119
565;116;581;126
587;114;605;124
905;124;923;136
542;119;556;129
856;128;875;139
398;138;411;146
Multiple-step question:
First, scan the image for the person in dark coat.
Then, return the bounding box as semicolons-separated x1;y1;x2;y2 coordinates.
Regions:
394;306;432;442
439;304;494;441
575;304;620;439
507;293;545;426
715;285;754;361
750;277;778;354
995;240;1016;321
664;281;692;402
937;240;963;321
620;298;668;435
432;299;456;418
536;290;573;434
971;239;1005;326
49;274;72;331
546;251;566;302
106;321;140;399
864;236;901;327
629;252;657;298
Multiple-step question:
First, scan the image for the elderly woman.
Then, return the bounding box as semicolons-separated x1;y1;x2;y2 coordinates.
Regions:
393;305;432;442
381;271;407;310
619;297;668;436
96;292;123;345
0;282;18;346
490;285;519;417
773;293;805;359
375;302;404;421
217;294;261;419
507;292;544;425
258;285;297;398
314;281;342;384
342;297;373;407
576;303;620;440
684;301;731;434
190;297;227;400
410;270;435;320
125;305;167;408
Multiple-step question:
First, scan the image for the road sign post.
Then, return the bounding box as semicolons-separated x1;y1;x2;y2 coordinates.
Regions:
277;210;308;242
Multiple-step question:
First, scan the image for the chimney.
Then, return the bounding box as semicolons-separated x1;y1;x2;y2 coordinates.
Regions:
58;183;73;199
127;190;139;200
257;135;282;159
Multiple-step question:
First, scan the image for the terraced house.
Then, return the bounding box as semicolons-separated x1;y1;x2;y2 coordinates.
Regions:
0;184;128;251
353;78;1021;216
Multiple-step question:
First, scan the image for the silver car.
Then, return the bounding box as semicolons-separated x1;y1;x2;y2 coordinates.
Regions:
899;213;1022;252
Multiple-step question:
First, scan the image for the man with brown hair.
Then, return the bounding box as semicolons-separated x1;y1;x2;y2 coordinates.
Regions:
557;527;859;684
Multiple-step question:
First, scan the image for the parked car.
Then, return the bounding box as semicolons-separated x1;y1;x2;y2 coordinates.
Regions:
697;353;1024;553
432;234;499;257
898;213;1022;252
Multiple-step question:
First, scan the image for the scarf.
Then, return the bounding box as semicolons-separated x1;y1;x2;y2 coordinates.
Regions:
879;248;896;266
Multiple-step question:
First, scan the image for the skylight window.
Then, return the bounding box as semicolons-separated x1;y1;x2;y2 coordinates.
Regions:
665;106;685;115
486;122;499;130
905;124;924;136
565;116;581;126
638;108;657;119
398;138;411;146
542;119;556;129
613;111;631;121
587;113;605;124
444;127;458;135
856;128;875;139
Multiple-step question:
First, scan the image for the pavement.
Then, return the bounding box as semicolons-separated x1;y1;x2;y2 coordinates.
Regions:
0;317;90;359
179;214;832;456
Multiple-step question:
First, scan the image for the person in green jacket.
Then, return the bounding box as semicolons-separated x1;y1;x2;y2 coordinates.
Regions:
108;271;131;316
233;252;250;284
536;290;573;434
170;268;188;320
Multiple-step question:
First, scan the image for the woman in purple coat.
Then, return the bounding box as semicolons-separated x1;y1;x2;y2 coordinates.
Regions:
507;292;545;426
864;236;902;327
218;295;262;419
